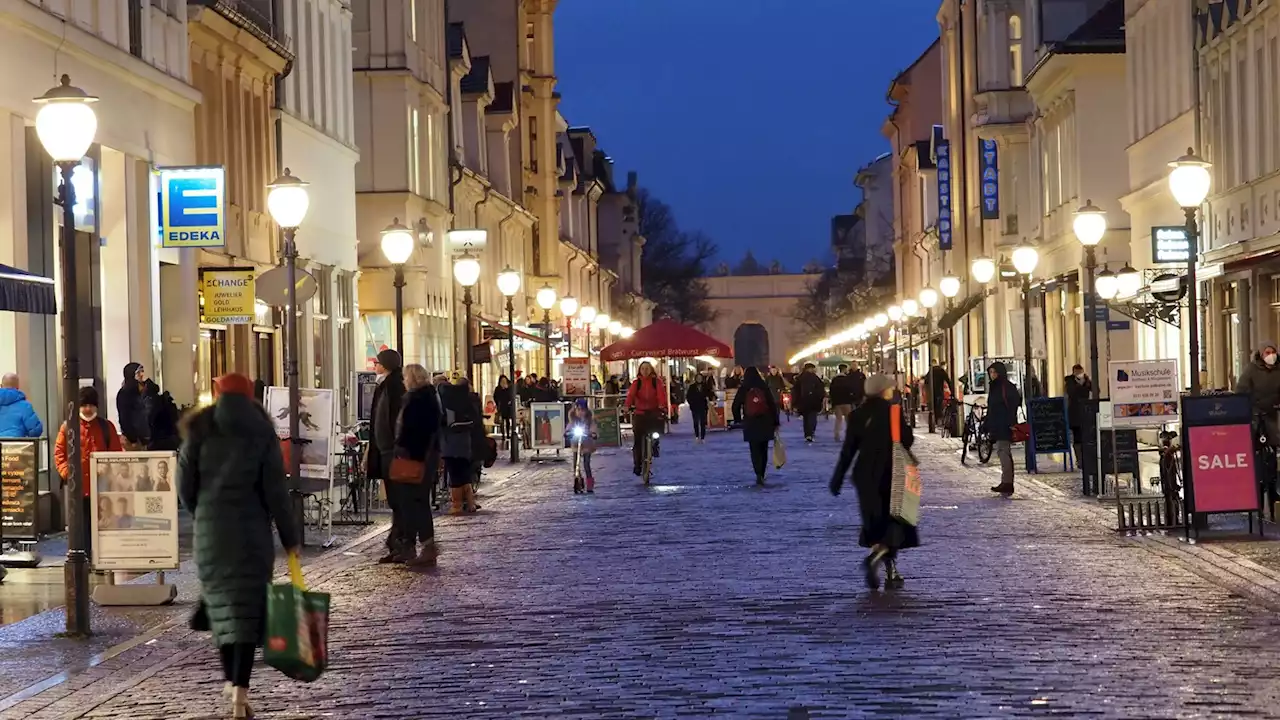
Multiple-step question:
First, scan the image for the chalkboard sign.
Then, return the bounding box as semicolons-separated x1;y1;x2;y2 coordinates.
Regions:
1101;429;1139;475
1;440;38;540
594;406;621;447
1028;396;1070;454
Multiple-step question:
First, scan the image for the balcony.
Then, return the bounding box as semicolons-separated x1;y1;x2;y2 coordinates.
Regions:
189;0;288;51
971;87;1034;129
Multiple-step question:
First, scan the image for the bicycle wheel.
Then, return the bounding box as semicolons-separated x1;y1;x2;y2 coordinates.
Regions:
960;424;972;465
977;431;994;464
573;441;584;494
643;440;653;486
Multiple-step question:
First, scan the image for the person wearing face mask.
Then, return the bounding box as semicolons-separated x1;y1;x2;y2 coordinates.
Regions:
1064;364;1092;466
1237;342;1280;446
55;386;123;558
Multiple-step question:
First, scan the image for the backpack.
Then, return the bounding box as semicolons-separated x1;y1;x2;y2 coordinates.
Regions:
744;387;770;418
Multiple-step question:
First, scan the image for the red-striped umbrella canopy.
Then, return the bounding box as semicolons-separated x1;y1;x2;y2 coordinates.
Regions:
600;319;733;362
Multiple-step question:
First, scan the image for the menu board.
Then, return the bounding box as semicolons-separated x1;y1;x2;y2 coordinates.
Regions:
1101;429;1139;475
0;440;37;540
594;406;621;447
1028;397;1070;454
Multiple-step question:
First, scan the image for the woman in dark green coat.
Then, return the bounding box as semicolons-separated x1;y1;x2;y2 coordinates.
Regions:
178;373;299;718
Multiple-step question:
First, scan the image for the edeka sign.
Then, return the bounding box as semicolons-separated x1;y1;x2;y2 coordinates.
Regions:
1187;424;1257;513
159;166;226;248
1151;225;1191;264
200;267;255;324
935;140;952;250
979;138;999;220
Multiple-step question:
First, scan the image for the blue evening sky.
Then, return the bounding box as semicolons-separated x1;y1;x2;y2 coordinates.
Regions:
554;0;942;268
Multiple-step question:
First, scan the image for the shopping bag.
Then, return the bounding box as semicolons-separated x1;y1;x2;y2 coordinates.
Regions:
264;552;331;683
773;431;787;469
889;405;922;526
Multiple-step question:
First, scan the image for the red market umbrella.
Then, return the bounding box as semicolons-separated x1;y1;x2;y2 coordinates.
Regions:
600;319;733;362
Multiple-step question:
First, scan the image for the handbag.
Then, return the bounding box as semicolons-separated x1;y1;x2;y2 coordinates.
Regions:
265;552;331;683
388;456;425;484
889;405;922;526
773;430;787;469
1001;384;1031;443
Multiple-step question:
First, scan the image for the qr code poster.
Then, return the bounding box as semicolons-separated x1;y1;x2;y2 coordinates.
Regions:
89;451;180;571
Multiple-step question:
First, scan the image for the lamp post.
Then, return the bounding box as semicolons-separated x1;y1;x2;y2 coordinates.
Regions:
497;266;521;462
380;219;414;354
888;304;903;387
1169;148;1212;395
1012;245;1039;400
453;251;481;382
902;299;920;393
35;74;98;637
560;295;579;361
971;257;996;372
1073;200;1107;403
536;284;557;377
596;313;612;379
938;275;961;414
579;305;597;361
266;169;310;554
874;312;888;372
919;288;940;427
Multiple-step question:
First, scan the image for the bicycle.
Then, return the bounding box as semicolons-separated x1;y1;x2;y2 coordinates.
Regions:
960;402;992;466
640;428;660;486
1253;412;1280;519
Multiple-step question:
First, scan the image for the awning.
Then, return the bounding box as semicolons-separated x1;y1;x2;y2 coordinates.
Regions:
936;292;986;330
0;264;56;315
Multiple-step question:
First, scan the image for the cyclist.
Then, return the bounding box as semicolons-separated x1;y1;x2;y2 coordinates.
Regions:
568;399;598;493
625;361;667;477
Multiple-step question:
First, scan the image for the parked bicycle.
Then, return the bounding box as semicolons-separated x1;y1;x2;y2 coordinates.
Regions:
960;401;992;466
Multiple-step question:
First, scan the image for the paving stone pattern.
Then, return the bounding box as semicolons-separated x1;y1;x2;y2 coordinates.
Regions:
6;421;1280;718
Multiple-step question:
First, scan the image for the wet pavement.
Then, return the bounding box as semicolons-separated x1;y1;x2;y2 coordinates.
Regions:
6;421;1280;717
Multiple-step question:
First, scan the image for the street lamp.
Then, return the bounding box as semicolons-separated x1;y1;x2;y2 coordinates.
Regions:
453;251;481;382
1169;147;1212;395
560;295;579;359
1117;263;1142;299
971;256;997;364
1012;245;1039;409
1096;267;1120;301
902;298;919;316
380;218;414;354
608;320;622;335
939;275;961;300
579;305;598;356
497;266;521;461
888;305;903;322
1073;199;1107;406
536;284;557;376
620;325;635;339
35;73;97;637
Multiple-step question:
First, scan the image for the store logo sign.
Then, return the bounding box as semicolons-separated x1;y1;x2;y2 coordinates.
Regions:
1151;226;1191;264
199;267;255;324
980;138;999;220
936;140;952;250
159;166;225;248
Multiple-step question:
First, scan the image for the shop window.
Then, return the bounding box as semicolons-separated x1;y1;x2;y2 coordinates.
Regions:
197;328;228;406
310;265;332;388
1009;15;1024;87
361;311;393;370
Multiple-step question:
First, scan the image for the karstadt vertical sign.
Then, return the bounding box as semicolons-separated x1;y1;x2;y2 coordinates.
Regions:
936;140;952;250
980;138;999;220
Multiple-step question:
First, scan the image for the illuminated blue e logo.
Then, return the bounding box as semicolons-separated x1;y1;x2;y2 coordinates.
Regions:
167;176;219;227
159;166;225;248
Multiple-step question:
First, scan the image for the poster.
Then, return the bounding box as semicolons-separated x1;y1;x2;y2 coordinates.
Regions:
199;267;255;324
594;406;621;447
530;402;565;451
265;387;335;479
1109;359;1179;427
89;451;179;571
1187;424;1256;513
562;357;591;396
353;371;377;422
1;440;38;540
1008;308;1047;360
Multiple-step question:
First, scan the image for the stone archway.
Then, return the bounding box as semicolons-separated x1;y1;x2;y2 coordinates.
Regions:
733;323;770;369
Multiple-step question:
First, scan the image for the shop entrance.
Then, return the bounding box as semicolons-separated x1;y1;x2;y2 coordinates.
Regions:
197;325;228;405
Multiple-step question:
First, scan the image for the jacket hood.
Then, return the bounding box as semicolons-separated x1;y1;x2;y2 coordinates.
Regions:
991;361;1009;376
123;362;142;383
211;393;274;437
1253;351;1280;369
0;387;26;407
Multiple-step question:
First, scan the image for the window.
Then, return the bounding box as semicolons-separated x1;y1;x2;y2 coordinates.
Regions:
409;0;417;42
319;17;328;130
1258;44;1267;177
529;115;539;173
1009;15;1023;86
425;113;436;200
336;272;354;420
1238;53;1248;184
1223;60;1233;188
409;107;421;195
1272;37;1280;173
524;21;534;70
311;266;332;389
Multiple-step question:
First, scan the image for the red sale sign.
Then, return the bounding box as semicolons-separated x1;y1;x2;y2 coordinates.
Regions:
1188;424;1258;513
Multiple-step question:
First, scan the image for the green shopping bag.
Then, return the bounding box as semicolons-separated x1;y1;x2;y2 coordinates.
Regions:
264;553;330;682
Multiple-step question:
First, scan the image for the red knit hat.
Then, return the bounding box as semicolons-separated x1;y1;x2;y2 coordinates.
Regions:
213;373;254;399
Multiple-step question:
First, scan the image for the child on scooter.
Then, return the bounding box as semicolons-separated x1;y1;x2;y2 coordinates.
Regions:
568;399;599;493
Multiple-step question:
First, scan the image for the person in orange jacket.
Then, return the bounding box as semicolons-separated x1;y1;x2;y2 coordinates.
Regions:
55;386;122;555
624;361;667;477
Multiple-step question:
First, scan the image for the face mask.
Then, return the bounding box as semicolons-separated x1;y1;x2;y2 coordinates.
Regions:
1074;372;1084;380
80;408;98;421
1266;354;1278;367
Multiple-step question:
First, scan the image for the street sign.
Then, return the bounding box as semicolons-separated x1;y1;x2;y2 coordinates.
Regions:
1151;226;1191;264
256;265;319;306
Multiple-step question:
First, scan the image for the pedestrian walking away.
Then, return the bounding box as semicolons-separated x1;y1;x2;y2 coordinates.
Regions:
392;364;442;566
732;366;781;485
849;363;867;407
367;349;407;562
177;373;300;719
625;361;667;477
685;372;715;443
829;364;855;441
985;361;1022;496
493;375;515;447
792;362;826;443
1064;364;1092;466
923;360;952;434
439;374;483;514
0;372;43;438
828;373;918;590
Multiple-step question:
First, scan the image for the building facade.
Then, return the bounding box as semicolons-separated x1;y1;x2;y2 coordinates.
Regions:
704;271;822;370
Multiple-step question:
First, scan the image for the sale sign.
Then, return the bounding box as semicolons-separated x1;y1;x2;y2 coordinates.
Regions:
1187;424;1258;513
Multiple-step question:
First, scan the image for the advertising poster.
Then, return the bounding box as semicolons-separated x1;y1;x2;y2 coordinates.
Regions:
266;387;335;479
353;371;378;422
1109;359;1179;427
89;451;179;571
159;166;226;248
1187;424;1256;513
1008;309;1047;360
1;440;38;540
199;267;255;324
530;402;566;451
562;357;591;396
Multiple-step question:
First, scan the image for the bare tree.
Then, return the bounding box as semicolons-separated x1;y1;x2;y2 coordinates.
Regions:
635;188;719;326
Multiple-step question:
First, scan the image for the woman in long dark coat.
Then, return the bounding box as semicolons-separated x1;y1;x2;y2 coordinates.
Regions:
178;373;299;718
731;366;781;485
393;364;442;566
829;374;919;591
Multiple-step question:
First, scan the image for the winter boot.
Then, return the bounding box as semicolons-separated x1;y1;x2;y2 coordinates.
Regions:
449;487;465;515
585;477;595;493
990;483;1015;496
407;539;439;567
464;485;482;513
863;547;888;590
885;559;905;589
231;686;254;718
756;474;766;487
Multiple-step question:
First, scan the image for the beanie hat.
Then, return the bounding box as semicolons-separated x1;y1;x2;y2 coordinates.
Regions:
376;349;403;371
864;374;894;398
77;386;100;408
214;373;254;398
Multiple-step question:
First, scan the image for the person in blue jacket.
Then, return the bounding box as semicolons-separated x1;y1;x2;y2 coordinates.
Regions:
0;373;43;438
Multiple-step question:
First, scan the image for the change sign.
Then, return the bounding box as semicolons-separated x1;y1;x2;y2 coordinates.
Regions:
160;166;226;248
200;267;256;324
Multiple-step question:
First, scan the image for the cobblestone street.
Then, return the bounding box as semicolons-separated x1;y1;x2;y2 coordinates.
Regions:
8;418;1280;718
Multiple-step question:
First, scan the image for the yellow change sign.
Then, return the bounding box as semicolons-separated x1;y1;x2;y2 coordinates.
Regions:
200;267;255;324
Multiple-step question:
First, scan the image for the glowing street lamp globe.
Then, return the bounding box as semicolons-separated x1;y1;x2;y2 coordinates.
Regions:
380;218;415;265
919;287;939;309
266;169;310;229
902;299;919;316
1012;245;1039;276
874;312;888;328
453;252;481;288
1072;199;1107;247
536;284;557;311
579;305;597;325
560;295;579;318
1117;263;1142;298
939;275;962;299
972;257;997;284
620;326;635;338
1168;148;1213;209
888;305;903;322
33;75;99;163
497;266;521;297
608;320;622;334
1095;268;1119;300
